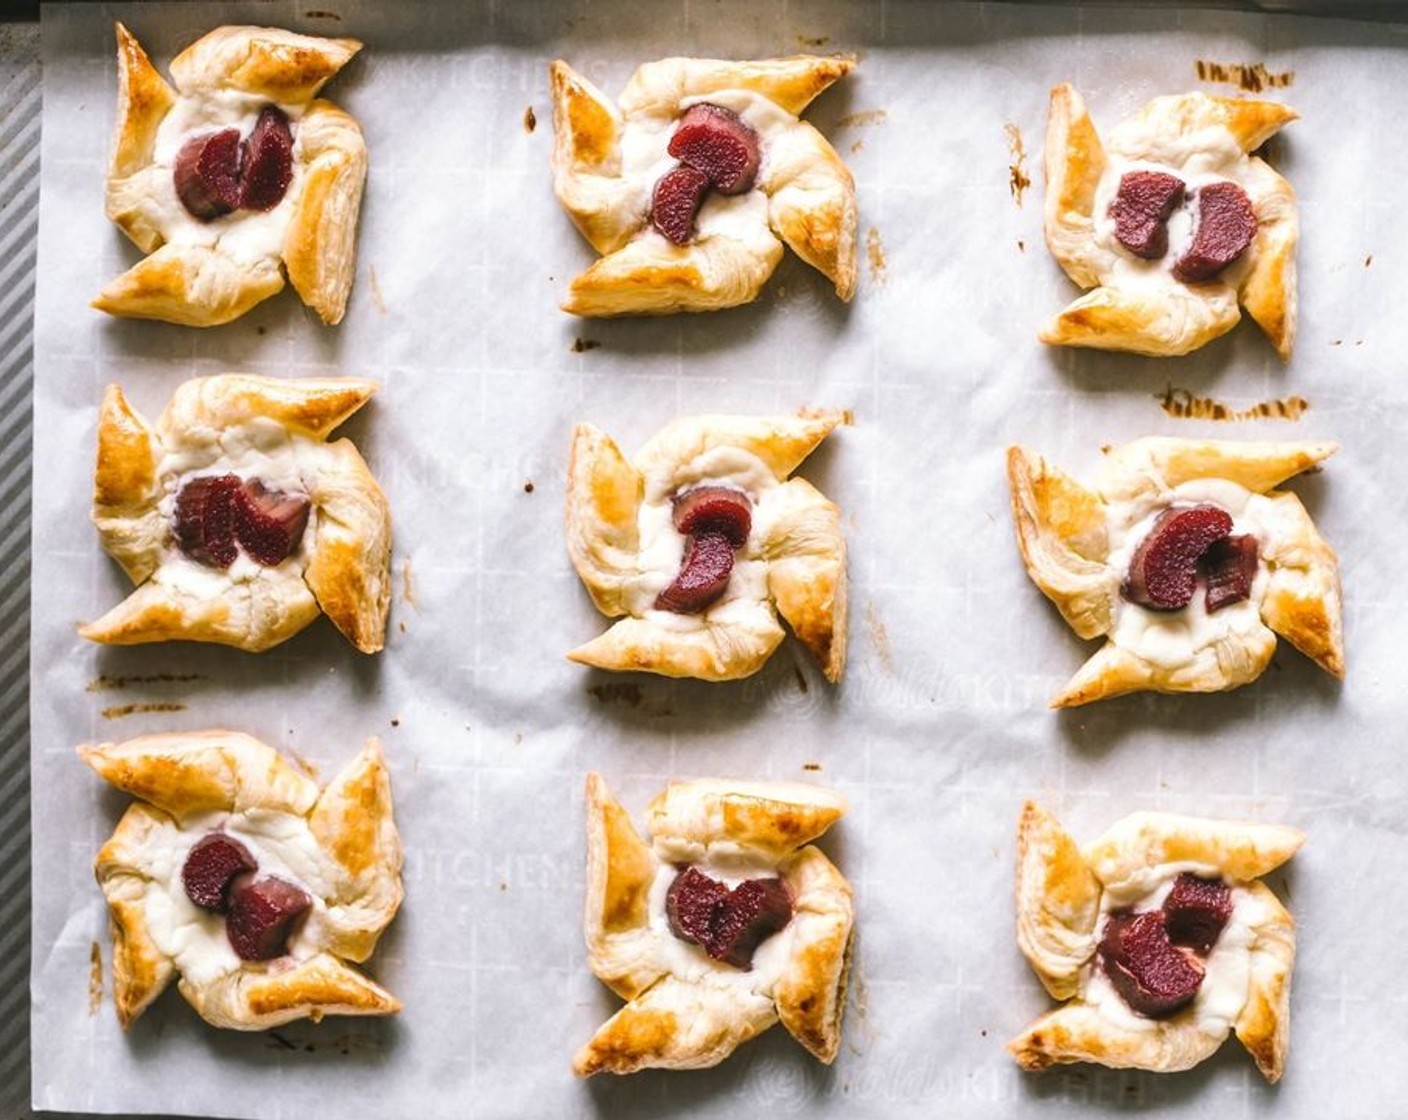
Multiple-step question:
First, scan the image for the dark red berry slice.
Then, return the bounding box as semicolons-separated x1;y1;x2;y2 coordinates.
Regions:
233;480;310;567
1203;534;1259;613
1162;874;1234;955
668;103;761;195
651;164;711;246
1122;505;1234;611
671;486;752;547
1109;170;1186;259
181;832;257;913
225;874;313;962
655;531;736;614
174;474;243;569
1173;181;1258;283
173;128;244;221
709;877;793;969
666;865;729;947
239;106;294;212
1099;910;1205;1018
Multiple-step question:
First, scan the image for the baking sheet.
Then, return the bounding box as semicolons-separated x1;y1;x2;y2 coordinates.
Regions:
29;2;1408;1117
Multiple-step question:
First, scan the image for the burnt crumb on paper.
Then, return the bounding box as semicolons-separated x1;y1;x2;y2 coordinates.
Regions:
390;718;401;728
1157;385;1308;423
588;682;643;708
866;228;887;285
795;34;830;48
499;881;508;892
1005;123;1030;206
304;10;342;20
523;105;537;133
523;479;535;494
802;761;822;772
793;664;810;694
87;672;206;691
88;942;103;1014
571;337;601;353
1017;240;1026;252
838;109;886;128
101;701;187;720
1365;254;1373;268
1195;59;1294;93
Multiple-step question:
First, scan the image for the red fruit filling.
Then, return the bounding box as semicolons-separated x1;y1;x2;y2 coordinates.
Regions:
1202;533;1258;613
671;485;752;545
655;486;753;614
667;103;761;196
225;874;313;962
1099;909;1205;1018
1163;874;1234;955
1109;170;1186;259
665;866;793;970
651;164;711;246
239;106;294;212
181;832;257;912
174;474;310;570
1172;181;1258;283
1122;505;1234;611
173;128;244;220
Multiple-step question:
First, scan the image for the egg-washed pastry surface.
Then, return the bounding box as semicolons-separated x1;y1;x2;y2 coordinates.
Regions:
566;410;847;682
95;23;367;326
82;374;391;653
81;731;403;1030
575;774;854;1075
1042;84;1297;358
1007;437;1342;706
550;55;858;316
1010;802;1301;1081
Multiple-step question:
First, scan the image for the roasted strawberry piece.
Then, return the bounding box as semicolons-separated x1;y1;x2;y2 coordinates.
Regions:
666;865;729;946
181;833;257;912
173;129;243;220
234;480;310;566
174;474;243;568
709;877;793;969
239;106;295;212
655;532;736;613
1203;534;1259;613
651;164;711;246
225;874;313;962
1109;170;1186;259
1099;910;1205;1018
1122;505;1233;611
1173;181;1258;283
671;486;752;546
668;103;761;195
1163;874;1234;955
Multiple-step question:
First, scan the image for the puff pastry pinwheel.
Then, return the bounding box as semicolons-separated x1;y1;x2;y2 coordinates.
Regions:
549;55;858;316
81;374;391;653
1007;437;1342;707
1010;802;1301;1081
94;23;367;327
566;411;847;681
1041;84;1298;358
80;731;403;1030
575;773;854;1075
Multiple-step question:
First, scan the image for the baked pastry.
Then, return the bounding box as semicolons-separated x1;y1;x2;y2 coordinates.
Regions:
575;773;854;1075
80;731;403;1030
94;23;367;326
566;411;847;681
81;374;391;653
549;55;858;316
1010;802;1301;1081
1041;84;1297;357
1007;437;1342;706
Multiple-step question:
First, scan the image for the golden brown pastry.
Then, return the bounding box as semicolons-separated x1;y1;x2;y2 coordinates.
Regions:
575;773;854;1075
1007;437;1342;706
1010;802;1301;1081
95;23;367;326
81;731;403;1030
1041;84;1297;357
566;411;847;681
549;56;858;316
81;374;391;653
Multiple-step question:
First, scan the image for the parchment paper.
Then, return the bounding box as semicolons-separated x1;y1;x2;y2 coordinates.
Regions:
30;2;1408;1117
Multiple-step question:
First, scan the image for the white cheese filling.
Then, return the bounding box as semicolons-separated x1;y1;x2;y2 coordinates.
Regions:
1081;863;1265;1038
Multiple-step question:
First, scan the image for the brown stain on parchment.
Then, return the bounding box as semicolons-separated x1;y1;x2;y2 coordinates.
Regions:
1195;59;1294;93
571;337;601;352
523;105;537;133
101;702;186;720
850;139;865;155
865;601;893;675
1005;123;1030;206
87;672;206;692
838;110;886;128
304;10;342;20
1157;385;1309;422
588;682;643;708
401;557;417;609
866;228;887;286
368;266;388;315
803;761;822;772
283;742;320;780
88;942;103;1015
795;35;831;49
